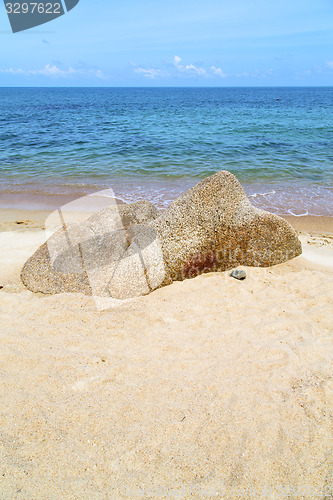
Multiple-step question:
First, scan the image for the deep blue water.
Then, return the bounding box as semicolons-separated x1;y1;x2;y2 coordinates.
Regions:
0;87;332;215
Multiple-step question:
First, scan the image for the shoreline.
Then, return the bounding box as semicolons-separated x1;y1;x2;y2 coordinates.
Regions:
1;177;332;216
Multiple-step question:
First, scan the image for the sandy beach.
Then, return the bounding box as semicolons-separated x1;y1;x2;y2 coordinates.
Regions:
0;209;333;499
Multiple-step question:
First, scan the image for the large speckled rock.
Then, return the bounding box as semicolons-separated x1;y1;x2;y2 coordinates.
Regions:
88;200;160;229
21;172;302;298
149;170;302;285
20;200;160;295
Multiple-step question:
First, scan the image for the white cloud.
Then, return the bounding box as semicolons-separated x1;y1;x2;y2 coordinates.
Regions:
0;64;105;79
174;55;182;68
38;64;73;76
173;55;207;76
210;66;227;78
327;61;333;69
133;56;229;80
185;64;206;76
134;67;169;79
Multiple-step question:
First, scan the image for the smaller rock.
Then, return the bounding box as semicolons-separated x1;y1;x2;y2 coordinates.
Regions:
230;269;246;280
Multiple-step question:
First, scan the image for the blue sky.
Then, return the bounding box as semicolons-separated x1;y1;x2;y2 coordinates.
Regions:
0;0;332;86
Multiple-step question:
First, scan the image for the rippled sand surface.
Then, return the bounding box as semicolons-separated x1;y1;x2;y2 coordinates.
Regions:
0;212;332;499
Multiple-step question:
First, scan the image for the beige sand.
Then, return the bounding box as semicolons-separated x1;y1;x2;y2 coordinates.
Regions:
0;210;332;499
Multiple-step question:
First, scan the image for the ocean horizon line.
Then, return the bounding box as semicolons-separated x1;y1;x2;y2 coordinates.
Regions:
1;85;333;89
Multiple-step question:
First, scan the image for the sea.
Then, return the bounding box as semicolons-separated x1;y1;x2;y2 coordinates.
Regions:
0;87;332;216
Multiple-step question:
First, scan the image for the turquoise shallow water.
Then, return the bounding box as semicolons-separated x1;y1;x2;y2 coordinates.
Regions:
0;87;332;215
